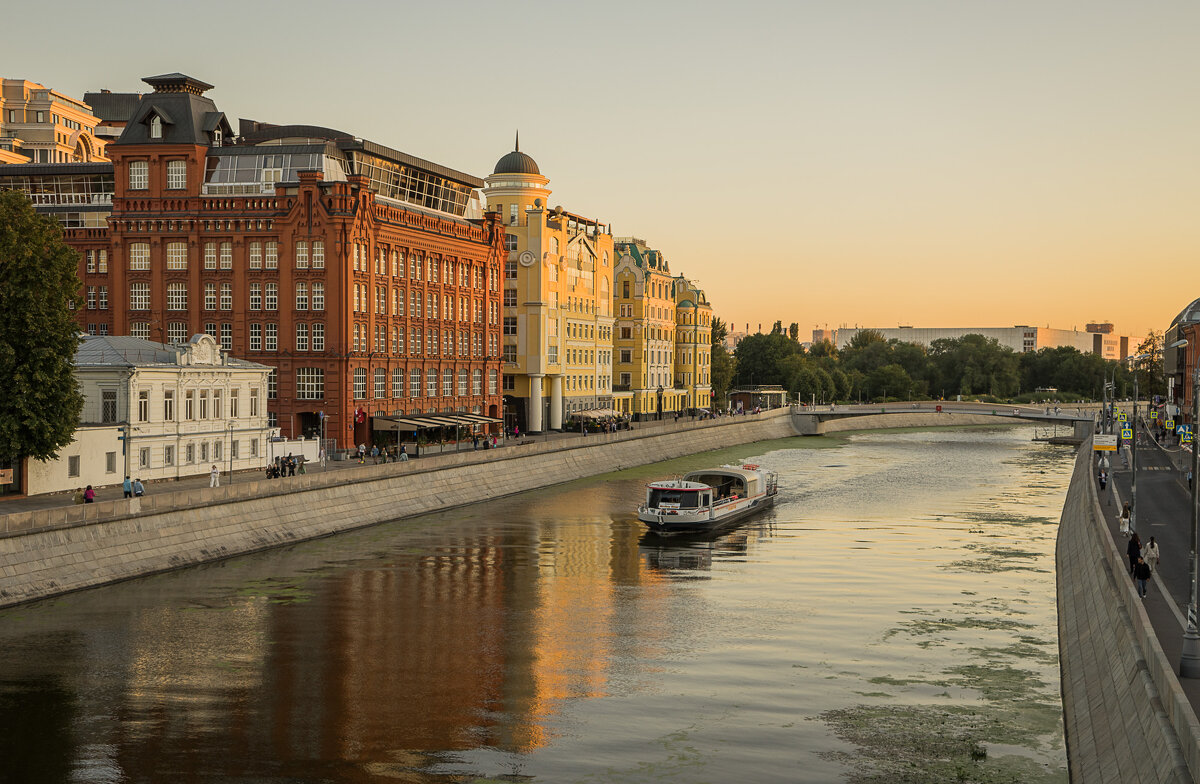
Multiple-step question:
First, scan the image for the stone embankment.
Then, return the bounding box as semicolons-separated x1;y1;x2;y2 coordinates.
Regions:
0;410;797;609
1057;439;1200;783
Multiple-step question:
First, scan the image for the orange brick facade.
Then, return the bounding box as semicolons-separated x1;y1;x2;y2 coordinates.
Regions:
67;140;505;450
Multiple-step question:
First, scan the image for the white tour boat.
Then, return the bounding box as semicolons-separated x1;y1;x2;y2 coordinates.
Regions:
638;464;779;534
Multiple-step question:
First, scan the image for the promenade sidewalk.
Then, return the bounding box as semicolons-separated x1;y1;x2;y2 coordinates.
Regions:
1101;428;1200;712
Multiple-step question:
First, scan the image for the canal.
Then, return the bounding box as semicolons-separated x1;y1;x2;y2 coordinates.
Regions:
0;427;1071;783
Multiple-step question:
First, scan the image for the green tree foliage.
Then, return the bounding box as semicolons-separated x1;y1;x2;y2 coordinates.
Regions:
734;332;801;387
710;317;735;404
788;322;800;342
0;190;84;464
1133;330;1166;399
928;334;1019;398
770;320;784;335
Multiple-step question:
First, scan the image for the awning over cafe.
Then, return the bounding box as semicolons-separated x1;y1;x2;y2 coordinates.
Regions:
372;413;502;432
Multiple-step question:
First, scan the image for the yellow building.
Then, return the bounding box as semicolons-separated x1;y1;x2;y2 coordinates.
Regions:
0;79;108;164
612;238;711;418
673;275;713;412
482;141;615;433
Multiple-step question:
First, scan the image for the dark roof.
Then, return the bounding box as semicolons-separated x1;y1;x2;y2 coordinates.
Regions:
142;73;214;94
75;334;269;369
0;162;113;176
237;120;483;187
116;91;232;146
1171;299;1200;329
83;92;144;123
493;149;540;175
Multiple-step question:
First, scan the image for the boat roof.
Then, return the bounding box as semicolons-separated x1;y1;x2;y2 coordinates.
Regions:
646;480;711;490
683;466;763;483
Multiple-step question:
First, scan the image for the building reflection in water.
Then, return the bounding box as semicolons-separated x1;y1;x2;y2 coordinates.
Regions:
0;482;775;779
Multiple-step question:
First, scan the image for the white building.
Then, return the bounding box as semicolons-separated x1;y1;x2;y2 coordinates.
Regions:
835;324;1138;359
26;334;273;494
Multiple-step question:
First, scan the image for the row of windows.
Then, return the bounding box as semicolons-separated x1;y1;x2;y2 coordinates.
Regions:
128;160;187;191
352;284;494;323
353;245;495;291
348;367;499;400
134;438;259;471
350;324;498;357
135;387;261;423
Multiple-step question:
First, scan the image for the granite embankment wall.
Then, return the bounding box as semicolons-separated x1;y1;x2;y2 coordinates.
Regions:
1058;440;1200;783
813;412;1002;434
0;409;797;609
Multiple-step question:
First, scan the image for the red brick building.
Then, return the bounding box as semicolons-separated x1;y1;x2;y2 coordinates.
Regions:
2;74;504;450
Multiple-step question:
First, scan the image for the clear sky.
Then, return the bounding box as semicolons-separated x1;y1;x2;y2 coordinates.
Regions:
6;0;1196;339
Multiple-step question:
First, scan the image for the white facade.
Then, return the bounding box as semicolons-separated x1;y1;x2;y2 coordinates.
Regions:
26;333;274;495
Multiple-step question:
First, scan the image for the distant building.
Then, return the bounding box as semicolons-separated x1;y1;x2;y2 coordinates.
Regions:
811;327;837;346
22;334;272;495
0;78;107;164
729;385;787;412
835;325;1138;359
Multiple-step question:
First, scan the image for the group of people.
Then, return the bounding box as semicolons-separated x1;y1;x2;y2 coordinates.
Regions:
356;443;409;463
265;454;304;479
1126;529;1160;599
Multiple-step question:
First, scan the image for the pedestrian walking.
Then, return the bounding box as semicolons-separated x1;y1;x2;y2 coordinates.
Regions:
73;487;85;505
210;464;220;487
1128;532;1142;576
84;485;95;503
319;447;327;468
357;443;366;464
133;478;144;497
371;445;379;464
1144;536;1160;573
123;475;133;498
1120;503;1131;536
1135;557;1151;598
399;443;408;462
1097;469;1107;491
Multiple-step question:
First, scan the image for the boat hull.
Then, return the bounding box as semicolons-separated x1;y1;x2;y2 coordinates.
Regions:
639;494;775;534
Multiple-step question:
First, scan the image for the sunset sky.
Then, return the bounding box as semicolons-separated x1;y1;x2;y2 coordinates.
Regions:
7;0;1196;339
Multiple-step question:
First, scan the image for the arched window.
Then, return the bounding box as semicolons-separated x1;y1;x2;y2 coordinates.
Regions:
150;115;162;139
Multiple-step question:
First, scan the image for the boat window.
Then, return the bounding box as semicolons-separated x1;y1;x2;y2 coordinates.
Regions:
649;489;701;508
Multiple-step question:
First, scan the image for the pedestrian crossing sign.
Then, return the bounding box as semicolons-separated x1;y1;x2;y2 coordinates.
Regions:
1167;418;1175;430
1151;410;1158;420
1121;428;1133;440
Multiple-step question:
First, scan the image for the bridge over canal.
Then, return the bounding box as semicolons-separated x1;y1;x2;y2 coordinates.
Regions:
789;400;1096;442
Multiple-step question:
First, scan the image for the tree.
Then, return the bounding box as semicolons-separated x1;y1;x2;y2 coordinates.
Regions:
734;332;800;387
1134;330;1166;400
710;317;735;405
0;190;84;473
788;322;800;342
771;320;784;335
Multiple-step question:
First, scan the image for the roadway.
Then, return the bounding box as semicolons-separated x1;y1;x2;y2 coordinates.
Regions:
1101;422;1200;709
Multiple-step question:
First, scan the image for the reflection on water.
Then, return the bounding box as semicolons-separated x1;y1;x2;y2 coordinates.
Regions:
0;428;1070;783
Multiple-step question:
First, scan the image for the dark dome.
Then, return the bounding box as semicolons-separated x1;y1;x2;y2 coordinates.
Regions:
1172;298;1200;328
493;149;540;175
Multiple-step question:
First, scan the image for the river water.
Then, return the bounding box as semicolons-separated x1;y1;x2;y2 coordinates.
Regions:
0;427;1072;783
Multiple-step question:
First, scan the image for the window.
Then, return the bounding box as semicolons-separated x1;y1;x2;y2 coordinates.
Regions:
129;282;150;310
168;322;188;344
265;283;278;310
353;368;367;399
167;160;186;189
201;442;208;462
106;451;117;473
620;349;632;363
296;323;309;351
167;283;187;311
220;283;232;311
230;390;239;418
129;161;148;190
68;455;80;477
312;282;324;311
473;369;482;395
150;115;162;139
185;390;195;419
374;368;386;398
312;241;324;269
220;323;232;350
220;242;232;270
295;282;308;310
205;283;217;310
503;289;516;307
137;390;149;422
250;283;262;310
268;370;277;399
250;388;259;416
312;323;325;351
204;243;217;270
410;369;421;397
164;445;175;466
503;317;517;336
231;441;239;460
199;390;209;419
87;287;97;309
265;323;278;351
249;242;262;269
458;369;468;396
264;241;278;269
442;368;453;397
129;243;150;270
427;369;438;397
101;389;118;423
392;368;403;398
186;443;195;463
295;241;308;269
297;368;324;399
166;242;187;270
